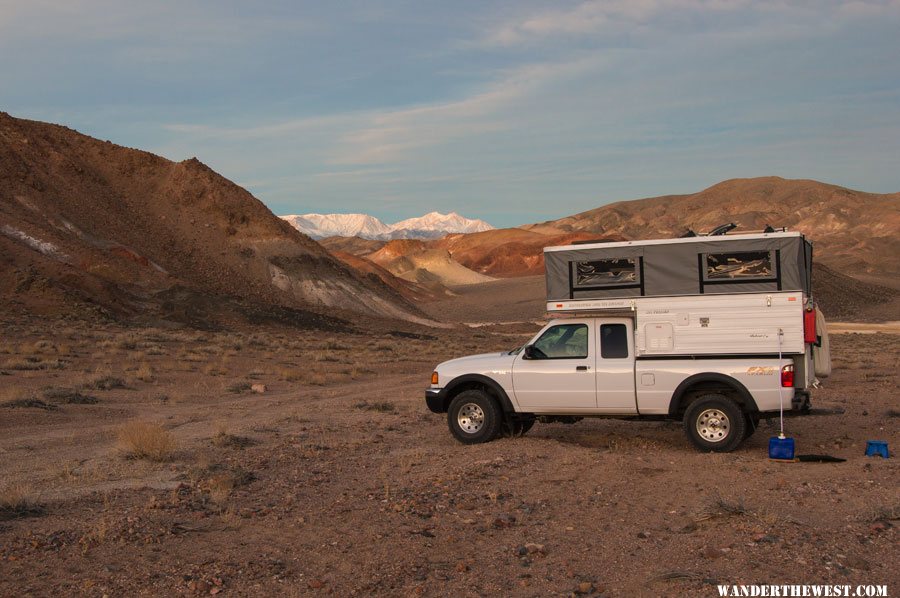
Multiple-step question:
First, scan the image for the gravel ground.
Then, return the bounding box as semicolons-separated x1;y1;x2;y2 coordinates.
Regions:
0;323;897;596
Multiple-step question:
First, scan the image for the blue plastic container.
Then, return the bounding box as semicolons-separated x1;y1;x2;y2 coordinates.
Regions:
865;440;890;458
769;436;795;460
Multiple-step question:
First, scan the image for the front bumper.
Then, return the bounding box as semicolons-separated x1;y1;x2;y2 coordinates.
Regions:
425;388;445;413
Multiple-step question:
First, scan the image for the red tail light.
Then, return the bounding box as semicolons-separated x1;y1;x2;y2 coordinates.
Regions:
781;364;794;388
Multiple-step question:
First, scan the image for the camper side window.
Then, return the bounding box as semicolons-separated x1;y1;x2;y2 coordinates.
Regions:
574;258;637;288
704;251;773;280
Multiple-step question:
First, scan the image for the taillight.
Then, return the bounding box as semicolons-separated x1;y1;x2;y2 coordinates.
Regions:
431;371;439;385
781;364;794;388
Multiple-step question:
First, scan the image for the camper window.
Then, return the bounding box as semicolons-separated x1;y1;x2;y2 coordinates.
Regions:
704;251;773;280
574;258;638;288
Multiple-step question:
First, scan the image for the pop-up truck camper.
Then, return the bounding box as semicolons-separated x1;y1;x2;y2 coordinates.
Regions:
426;227;830;452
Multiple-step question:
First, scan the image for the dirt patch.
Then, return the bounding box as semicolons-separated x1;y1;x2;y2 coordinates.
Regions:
0;321;896;595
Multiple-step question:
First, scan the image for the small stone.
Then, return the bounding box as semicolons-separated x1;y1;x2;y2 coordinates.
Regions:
524;542;546;555
308;579;325;589
251;384;267;394
870;521;891;533
842;555;870;571
752;533;778;543
492;513;516;528
702;546;726;559
637;531;651;539
576;581;595;594
194;581;211;594
210;588;221;595
455;562;469;573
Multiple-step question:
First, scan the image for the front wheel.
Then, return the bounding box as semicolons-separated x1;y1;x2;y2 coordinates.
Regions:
447;390;503;444
683;394;747;452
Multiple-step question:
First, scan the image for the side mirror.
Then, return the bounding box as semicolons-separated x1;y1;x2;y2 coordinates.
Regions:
523;345;536;359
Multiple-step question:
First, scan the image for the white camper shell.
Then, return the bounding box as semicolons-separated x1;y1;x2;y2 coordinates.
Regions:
425;230;829;452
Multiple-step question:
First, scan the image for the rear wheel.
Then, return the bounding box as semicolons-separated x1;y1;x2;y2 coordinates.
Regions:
683;394;747;452
447;390;503;444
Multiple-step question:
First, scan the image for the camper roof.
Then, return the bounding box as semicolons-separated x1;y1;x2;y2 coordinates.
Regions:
544;231;803;254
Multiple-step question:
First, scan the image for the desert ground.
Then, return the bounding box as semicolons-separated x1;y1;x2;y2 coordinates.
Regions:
1;281;898;597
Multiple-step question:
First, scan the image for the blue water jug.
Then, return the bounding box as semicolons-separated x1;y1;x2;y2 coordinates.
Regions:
769;436;795;460
865;441;889;458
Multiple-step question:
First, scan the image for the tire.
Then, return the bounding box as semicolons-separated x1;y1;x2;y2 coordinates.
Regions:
503;416;536;438
447;390;503;445
683;394;747;452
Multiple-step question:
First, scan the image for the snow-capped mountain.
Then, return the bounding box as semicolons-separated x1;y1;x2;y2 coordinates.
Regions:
281;214;392;240
281;211;494;240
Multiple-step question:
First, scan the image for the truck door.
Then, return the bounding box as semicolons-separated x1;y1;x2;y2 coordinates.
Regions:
512;321;597;411
594;319;638;414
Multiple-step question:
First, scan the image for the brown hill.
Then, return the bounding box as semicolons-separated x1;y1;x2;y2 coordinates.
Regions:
0;112;425;327
435;229;622;277
527;177;900;277
319;236;385;256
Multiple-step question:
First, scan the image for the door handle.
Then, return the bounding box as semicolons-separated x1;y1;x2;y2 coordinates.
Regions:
576;366;589;371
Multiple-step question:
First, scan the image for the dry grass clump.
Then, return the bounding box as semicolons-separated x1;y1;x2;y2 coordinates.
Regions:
226;382;252;394
3;397;59;410
117;421;177;462
278;367;304;382
0;485;45;521
42;387;99;404
2;357;67;371
85;375;127;390
212;423;257;449
134;362;155;382
203;362;229;376
353;400;396;413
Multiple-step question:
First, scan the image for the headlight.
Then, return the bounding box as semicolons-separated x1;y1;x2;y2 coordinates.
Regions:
431;371;439;385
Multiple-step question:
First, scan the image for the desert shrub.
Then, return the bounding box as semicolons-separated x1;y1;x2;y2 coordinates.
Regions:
42;387;99;404
2;357;67;371
117;422;177;462
0;486;45;521
353;401;396;413
86;375;127;390
226;382;252;394
134;363;155;382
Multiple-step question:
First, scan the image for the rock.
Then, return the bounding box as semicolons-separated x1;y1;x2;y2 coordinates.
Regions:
843;555;871;571
702;546;726;559
576;581;595;594
870;520;891;533
637;531;651;539
455;562;469;573
752;533;778;543
492;513;516;528
524;542;546;555
193;581;211;594
308;579;325;589
251;384;267;393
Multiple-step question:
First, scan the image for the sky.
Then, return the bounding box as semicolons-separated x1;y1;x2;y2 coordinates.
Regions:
1;0;899;227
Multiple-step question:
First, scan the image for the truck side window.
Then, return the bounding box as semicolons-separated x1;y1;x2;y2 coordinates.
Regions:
600;324;628;359
532;324;588;359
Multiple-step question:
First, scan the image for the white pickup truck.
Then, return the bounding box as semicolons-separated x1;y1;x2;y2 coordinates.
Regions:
425;231;829;452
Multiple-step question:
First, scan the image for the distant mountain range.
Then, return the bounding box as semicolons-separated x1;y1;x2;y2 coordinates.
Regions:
280;211;494;240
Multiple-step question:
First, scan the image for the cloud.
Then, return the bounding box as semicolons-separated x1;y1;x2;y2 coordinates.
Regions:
479;0;900;46
329;57;603;165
